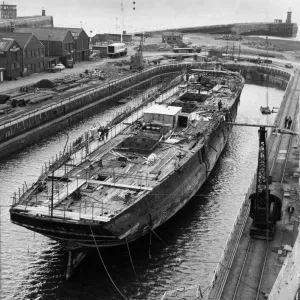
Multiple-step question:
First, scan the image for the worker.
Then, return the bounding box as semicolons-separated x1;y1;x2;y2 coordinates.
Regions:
218;100;223;111
287;206;294;221
284;116;289;128
105;127;109;140
287;116;292;129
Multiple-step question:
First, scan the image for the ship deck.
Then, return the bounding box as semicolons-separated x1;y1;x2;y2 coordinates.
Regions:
12;71;244;224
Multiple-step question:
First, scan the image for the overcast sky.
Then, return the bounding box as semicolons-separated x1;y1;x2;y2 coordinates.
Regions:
11;0;300;36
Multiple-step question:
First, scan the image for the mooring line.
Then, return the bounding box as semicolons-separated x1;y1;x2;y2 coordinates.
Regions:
90;225;129;300
147;224;168;247
125;237;142;286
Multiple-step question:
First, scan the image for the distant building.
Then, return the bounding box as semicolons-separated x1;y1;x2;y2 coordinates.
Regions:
14;27;75;66
0;2;17;19
0;32;45;75
0;37;22;80
92;33;132;44
0;9;53;33
162;32;183;44
55;27;89;62
91;44;107;57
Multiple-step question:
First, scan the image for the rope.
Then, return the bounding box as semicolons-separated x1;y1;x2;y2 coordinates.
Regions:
147;224;168;247
125;237;142;286
89;225;129;300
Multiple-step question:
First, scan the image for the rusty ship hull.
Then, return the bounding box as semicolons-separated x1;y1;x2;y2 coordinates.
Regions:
10;69;244;276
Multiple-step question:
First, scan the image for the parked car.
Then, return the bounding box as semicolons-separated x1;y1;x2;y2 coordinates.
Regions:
54;63;65;70
285;63;293;69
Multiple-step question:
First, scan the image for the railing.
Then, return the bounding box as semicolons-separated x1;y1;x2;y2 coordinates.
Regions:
11;76;181;208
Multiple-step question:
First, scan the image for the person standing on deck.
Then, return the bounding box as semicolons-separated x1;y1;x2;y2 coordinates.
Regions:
218;100;222;111
284;116;289;128
287;116;292;129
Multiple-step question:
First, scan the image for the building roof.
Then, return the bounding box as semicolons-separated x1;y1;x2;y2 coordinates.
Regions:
144;105;182;116
14;27;73;42
0;32;35;48
0;37;15;51
53;27;87;39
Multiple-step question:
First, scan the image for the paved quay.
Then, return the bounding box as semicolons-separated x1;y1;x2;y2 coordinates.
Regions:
207;70;300;300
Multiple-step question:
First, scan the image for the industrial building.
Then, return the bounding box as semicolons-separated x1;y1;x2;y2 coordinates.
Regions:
0;32;45;76
162;32;183;44
91;33;132;44
0;8;53;33
55;27;90;62
0;37;22;80
0;2;17;19
14;27;75;67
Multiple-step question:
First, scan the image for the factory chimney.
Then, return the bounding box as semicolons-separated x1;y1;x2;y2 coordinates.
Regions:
42;8;46;16
286;10;292;24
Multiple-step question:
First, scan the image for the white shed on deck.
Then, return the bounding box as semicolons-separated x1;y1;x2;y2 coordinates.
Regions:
143;105;182;128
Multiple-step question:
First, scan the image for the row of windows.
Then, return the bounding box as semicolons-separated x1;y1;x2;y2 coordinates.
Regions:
24;62;44;72
11;61;20;69
25;48;45;58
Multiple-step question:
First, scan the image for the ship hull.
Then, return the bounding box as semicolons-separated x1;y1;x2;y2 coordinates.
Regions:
10;88;242;250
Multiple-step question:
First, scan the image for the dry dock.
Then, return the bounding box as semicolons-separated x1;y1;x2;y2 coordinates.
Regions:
206;70;300;299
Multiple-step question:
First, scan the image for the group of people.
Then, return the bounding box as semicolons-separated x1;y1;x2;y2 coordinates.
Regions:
98;126;109;141
284;116;293;129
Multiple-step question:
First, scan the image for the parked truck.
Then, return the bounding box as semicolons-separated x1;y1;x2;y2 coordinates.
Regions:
107;43;127;58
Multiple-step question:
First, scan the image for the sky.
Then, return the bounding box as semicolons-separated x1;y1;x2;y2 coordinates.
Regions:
11;0;300;36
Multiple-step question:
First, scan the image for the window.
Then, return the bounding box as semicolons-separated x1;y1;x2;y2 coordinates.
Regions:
37;49;40;57
24;65;27;72
27;64;32;70
40;61;44;68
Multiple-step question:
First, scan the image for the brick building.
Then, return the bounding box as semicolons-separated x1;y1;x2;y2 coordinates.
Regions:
0;32;45;75
14;27;75;66
55;27;89;62
0;37;22;80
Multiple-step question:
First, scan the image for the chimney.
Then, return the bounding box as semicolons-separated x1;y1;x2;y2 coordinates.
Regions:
42;8;46;16
286;11;292;24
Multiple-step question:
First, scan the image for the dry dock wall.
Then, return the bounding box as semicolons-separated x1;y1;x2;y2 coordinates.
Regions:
205;69;293;300
0;62;291;160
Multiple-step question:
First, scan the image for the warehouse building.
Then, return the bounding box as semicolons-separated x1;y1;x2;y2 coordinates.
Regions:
14;27;75;66
0;32;45;75
0;37;22;80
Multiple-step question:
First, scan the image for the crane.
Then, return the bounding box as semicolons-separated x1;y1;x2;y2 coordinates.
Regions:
130;33;144;71
249;126;282;240
226;122;285;240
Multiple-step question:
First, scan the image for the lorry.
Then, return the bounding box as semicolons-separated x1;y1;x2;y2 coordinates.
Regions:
107;43;127;58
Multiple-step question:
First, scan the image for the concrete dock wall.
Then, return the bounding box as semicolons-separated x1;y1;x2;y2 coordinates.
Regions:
0;72;178;159
206;70;294;299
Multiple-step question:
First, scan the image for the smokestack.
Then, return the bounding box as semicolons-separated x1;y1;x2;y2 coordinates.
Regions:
286;11;292;24
42;8;46;16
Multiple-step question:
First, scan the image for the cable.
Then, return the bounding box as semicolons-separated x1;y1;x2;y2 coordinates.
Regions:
89;225;129;300
125;237;142;286
146;224;168;247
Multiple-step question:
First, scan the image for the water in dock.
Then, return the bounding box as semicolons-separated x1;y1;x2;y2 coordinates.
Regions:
0;84;284;300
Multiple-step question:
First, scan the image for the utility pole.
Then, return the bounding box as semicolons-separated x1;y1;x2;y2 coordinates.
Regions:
47;34;50;67
120;0;124;43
